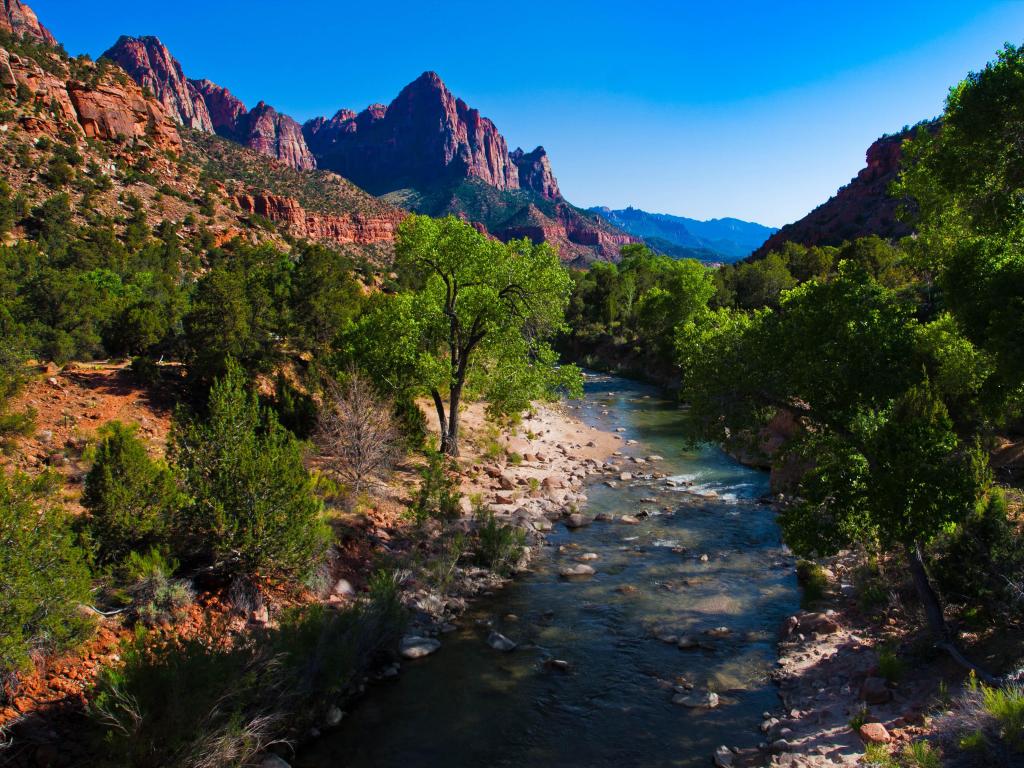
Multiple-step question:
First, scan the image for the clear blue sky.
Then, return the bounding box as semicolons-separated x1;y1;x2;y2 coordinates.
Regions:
31;0;1024;227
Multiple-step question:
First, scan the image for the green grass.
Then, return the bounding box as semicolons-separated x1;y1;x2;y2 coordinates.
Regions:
877;644;904;683
796;559;829;605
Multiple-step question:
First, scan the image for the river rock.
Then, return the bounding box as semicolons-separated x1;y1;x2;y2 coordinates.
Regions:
619;515;640;525
487;631;517;652
564;514;591;529
576;552;599;561
324;705;344;727
677;636;699;649
861;676;892;704
713;746;734;768
400;636;441;659
595;512;615;521
544;658;571;673
647;455;664;462
559;564;595;578
705;626;731;638
858;722;891;744
673;691;720;708
619;472;633;481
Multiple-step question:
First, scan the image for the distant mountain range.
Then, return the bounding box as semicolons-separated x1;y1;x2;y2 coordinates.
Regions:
102;36;637;265
588;207;777;262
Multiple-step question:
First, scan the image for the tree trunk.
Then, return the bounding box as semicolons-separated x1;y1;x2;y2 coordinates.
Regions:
906;541;948;641
431;389;450;455
905;541;999;683
443;383;463;457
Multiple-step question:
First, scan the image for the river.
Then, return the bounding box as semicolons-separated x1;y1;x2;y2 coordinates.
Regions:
296;373;800;768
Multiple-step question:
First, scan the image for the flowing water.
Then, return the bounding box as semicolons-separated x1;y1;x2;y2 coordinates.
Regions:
297;374;799;768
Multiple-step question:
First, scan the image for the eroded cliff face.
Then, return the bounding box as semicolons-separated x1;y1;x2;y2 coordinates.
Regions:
102;36;316;171
0;41;181;151
0;0;56;46
511;146;560;201
102;36;213;132
238;103;316;172
304;72;520;194
234;192;404;245
751;129;923;258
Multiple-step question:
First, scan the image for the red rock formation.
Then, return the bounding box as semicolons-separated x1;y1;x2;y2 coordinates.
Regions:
304;71;520;194
102;36;213;132
239;102;315;171
67;79;181;151
234;192;404;245
511;146;560;200
190;78;246;135
750;128;927;259
0;0;56;46
3;48;76;126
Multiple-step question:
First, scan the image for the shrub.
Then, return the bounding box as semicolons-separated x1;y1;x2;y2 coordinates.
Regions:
410;451;461;525
474;508;526;577
902;741;941;768
796;559;829;605
120;549;193;627
877;644;904;683
316;373;402;496
91;583;405;767
939;674;1024;764
83;422;181;569
931;489;1024;623
0;471;92;692
426;531;465;594
171;361;331;584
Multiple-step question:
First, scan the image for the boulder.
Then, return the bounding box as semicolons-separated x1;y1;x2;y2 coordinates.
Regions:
400;636;441;659
486;631;517;652
619;515;640;525
564;513;591;529
858;722;891;744
672;691;720;708
860;677;891;705
559;564;595;578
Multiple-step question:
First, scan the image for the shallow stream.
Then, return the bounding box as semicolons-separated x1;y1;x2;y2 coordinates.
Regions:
297;374;799;767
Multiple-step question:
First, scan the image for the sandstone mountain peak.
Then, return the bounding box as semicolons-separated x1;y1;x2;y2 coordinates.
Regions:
102;35;214;132
0;0;56;46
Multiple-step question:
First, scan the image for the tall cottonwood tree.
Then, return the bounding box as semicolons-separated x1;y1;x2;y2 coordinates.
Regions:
351;215;581;456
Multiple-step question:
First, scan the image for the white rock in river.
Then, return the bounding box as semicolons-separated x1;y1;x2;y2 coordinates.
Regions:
673;691;720;708
559;563;595;578
576;552;599;561
713;746;734;768
487;631;517;652
400;636;441;659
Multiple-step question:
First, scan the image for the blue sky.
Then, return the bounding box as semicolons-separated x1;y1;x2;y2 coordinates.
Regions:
31;0;1024;227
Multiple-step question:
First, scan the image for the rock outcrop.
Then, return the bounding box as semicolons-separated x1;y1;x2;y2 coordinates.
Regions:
190;78;246;135
101;36;213;131
304;71;520;194
511;146;560;200
233;192;403;245
67;79;182;151
0;0;56;46
102;37;315;171
750;127;929;259
236;102;315;171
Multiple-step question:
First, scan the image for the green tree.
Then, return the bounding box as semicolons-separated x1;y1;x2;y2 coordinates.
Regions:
83;422;181;569
171;362;330;584
0;471;93;685
355;215;581;456
678;264;991;663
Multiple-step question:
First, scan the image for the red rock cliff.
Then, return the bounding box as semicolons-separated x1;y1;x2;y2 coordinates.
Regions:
304;71;521;195
511;146;561;201
234;192;404;245
239;102;315;172
750;127;927;259
102;36;213;132
0;0;56;46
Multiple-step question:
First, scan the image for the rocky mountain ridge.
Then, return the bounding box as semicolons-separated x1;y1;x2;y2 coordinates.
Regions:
749;127;928;259
100;36;631;264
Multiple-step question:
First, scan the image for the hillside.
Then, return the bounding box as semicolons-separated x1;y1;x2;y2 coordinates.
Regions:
590;206;776;262
749;127;929;259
